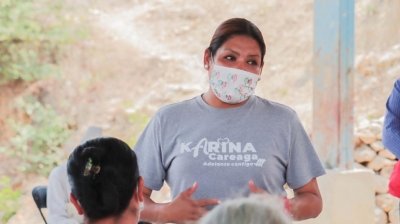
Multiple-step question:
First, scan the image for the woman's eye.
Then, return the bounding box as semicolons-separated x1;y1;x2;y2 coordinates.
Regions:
225;56;235;61
247;60;258;66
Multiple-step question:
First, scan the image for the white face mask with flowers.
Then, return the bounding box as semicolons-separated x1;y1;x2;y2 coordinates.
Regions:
209;64;261;104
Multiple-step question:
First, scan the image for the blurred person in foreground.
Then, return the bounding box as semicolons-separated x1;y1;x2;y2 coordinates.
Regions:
382;77;400;214
134;17;325;223
199;194;292;224
67;137;145;224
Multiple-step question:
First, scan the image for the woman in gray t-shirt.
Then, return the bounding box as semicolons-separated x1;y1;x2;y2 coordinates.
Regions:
135;18;326;224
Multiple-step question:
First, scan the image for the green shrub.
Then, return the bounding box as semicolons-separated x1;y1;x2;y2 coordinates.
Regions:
0;0;86;84
0;96;73;176
0;176;21;223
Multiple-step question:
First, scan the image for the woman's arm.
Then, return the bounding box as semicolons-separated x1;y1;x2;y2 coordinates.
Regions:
139;187;169;223
290;178;322;221
140;183;220;223
249;178;322;221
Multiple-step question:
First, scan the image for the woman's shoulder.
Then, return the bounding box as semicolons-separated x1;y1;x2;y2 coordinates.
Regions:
253;96;297;117
155;96;198;116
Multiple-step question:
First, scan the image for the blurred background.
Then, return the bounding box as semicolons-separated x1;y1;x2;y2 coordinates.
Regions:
0;0;399;223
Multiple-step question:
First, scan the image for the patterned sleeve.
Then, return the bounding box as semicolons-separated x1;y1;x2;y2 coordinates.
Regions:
286;113;326;190
133;113;166;191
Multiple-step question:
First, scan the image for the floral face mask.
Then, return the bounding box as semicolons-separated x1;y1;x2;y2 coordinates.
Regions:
209;64;260;104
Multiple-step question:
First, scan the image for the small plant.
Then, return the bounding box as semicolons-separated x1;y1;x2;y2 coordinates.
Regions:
0;176;21;223
0;96;73;176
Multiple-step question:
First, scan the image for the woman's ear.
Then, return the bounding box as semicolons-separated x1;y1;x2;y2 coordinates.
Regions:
137;176;144;202
70;193;84;215
203;48;211;71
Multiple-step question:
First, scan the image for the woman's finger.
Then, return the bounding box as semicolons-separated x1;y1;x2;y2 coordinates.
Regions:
249;180;267;194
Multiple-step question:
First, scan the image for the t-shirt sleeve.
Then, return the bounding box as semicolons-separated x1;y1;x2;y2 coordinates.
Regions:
286;113;326;190
133;113;166;191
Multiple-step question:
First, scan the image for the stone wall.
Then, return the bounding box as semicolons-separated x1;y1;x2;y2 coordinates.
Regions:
354;119;399;224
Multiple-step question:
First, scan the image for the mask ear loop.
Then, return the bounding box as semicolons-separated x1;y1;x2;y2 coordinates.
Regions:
137;186;144;211
135;185;144;224
139;201;145;211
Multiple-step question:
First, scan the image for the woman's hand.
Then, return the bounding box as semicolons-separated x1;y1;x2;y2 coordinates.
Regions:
163;182;220;223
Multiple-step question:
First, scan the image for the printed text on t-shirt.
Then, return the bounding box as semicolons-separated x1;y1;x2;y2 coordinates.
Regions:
180;138;266;167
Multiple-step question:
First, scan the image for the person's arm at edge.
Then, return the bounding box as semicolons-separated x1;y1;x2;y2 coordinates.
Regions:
289;178;322;221
383;78;400;158
250;178;323;221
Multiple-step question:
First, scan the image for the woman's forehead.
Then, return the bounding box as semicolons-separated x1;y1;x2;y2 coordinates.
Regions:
217;35;261;56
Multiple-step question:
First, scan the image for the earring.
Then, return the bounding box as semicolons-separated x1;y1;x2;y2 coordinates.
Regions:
204;64;209;69
139;201;145;211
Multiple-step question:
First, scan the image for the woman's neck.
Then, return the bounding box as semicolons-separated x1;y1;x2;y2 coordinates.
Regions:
202;89;248;108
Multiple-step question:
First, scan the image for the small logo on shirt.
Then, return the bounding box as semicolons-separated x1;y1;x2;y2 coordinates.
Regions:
180;138;265;167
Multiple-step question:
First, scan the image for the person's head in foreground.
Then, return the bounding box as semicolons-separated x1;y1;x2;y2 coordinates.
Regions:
67;137;144;224
199;195;292;224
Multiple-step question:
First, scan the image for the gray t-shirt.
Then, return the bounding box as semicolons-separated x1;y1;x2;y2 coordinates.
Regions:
134;95;325;203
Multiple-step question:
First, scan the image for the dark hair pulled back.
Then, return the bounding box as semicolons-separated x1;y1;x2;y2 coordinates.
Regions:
67;137;139;222
208;18;266;63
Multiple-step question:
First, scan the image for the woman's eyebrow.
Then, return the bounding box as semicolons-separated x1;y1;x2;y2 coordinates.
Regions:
248;54;260;58
224;49;260;58
224;48;240;55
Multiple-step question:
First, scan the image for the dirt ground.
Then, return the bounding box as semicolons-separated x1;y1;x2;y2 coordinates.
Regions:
1;0;400;223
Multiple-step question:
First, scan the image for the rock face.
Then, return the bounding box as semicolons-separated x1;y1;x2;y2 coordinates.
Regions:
376;194;398;213
374;174;389;194
379;149;397;160
388;205;400;224
354;144;377;163
367;156;397;171
380;166;394;179
354;125;399;224
371;141;385;152
375;205;389;224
